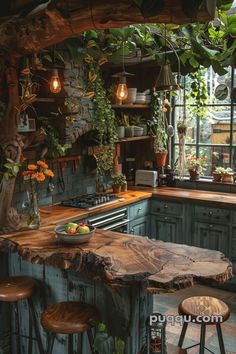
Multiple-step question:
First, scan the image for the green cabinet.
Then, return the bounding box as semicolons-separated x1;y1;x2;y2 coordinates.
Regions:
128;200;150;237
150;198;184;243
150;214;183;243
129;216;150;236
191;221;230;257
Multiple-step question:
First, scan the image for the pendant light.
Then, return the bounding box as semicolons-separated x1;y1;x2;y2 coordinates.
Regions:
154;26;180;92
49;46;62;94
113;42;134;101
50;68;62;93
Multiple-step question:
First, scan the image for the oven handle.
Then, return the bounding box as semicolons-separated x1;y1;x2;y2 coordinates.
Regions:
102;219;130;231
89;213;127;227
88;208;127;223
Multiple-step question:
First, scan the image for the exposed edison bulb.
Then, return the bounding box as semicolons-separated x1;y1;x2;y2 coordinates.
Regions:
50;68;62;93
116;77;128;101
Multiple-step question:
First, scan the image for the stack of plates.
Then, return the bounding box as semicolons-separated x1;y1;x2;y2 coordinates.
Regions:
135;93;146;104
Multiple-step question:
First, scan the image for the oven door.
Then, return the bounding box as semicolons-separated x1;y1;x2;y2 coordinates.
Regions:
88;208;129;234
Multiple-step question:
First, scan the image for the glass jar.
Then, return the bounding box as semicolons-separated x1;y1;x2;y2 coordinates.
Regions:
27;191;41;229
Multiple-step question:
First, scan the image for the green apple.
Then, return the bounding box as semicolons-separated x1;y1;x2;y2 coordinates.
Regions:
65;222;78;232
77;223;90;233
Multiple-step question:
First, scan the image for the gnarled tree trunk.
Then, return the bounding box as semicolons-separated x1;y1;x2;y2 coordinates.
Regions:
0;57;22;233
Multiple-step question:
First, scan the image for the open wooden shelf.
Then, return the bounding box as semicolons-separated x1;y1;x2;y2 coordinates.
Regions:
112;104;150;108
115;135;150;143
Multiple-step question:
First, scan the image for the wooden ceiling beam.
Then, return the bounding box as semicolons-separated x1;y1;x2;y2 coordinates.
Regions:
0;0;215;57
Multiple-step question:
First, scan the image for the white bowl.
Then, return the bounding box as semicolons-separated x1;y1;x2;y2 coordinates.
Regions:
133;126;144;136
134;99;146;104
54;225;96;244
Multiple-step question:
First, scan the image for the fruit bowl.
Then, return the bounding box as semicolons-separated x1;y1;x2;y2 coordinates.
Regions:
54;224;96;244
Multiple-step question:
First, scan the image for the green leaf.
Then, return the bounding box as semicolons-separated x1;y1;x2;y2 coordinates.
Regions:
211;61;228;76
189;56;199;68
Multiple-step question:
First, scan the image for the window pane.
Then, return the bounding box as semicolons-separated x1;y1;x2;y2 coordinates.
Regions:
199;146;231;176
200;106;231;144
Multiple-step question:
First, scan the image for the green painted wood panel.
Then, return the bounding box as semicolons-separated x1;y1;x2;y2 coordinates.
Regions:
129;216;150;236
150;215;183;243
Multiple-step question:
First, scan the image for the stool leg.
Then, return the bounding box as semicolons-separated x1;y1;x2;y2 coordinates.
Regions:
28;302;33;354
178;322;188;348
87;329;95;354
77;332;83;354
216;324;226;354
13;302;21;354
46;334;56;354
27;298;44;354
199;324;206;354
68;334;73;353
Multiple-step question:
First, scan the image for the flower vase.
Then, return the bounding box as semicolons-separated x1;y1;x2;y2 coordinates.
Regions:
27;191;41;229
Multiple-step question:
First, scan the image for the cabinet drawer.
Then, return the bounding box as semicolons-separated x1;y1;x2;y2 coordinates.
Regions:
194;205;230;222
151;199;183;216
129;200;149;220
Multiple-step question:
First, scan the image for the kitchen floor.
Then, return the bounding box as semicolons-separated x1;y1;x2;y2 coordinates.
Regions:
153;285;236;354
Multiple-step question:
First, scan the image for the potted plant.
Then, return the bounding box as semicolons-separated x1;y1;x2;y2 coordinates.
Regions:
148;94;168;168
112;174;124;193
212;167;225;182
221;167;234;183
186;155;206;180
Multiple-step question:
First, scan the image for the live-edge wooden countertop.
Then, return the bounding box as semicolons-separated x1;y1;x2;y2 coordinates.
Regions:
0;188;233;293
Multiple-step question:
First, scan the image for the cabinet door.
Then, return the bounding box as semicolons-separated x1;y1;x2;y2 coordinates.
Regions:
192;222;230;256
150;215;183;243
232;227;236;261
129;217;150;237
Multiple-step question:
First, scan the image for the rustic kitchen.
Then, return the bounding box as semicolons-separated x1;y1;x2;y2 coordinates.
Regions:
0;1;236;354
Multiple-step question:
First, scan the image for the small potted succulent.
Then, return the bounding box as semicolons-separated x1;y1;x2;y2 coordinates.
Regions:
112;174;124;193
186;155;206;180
221;167;234;183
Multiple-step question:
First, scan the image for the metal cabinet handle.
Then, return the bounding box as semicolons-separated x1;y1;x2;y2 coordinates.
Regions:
209;224;213;228
208;211;213;216
130;228;134;234
138;208;142;212
164;204;168;209
164;217;168;221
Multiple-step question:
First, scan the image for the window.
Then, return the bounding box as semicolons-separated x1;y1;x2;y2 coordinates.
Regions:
172;67;236;177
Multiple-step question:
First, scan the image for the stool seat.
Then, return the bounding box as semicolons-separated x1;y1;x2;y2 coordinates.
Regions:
179;296;230;324
41;301;100;334
0;276;36;302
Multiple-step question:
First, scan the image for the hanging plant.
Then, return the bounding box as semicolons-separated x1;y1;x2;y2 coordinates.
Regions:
84;59;117;174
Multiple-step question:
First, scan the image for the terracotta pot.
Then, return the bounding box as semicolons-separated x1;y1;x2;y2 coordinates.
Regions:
155;151;167;168
112;185;121;193
212;172;222;182
189;169;200;181
222;173;234;184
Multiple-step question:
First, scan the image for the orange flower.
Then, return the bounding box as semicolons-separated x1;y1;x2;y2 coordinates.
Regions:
162;107;168;113
44;169;54;177
28;164;37;171
37;160;48;169
33;172;45;182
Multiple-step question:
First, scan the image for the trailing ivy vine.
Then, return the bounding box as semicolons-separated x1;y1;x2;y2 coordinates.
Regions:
85;59;117;174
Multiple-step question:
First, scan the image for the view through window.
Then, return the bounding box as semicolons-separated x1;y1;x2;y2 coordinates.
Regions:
172;67;236;176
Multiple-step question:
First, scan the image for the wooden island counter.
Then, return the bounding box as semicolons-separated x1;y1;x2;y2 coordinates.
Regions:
0;198;232;354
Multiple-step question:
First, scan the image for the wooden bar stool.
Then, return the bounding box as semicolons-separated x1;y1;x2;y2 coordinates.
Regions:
0;276;44;354
177;296;230;354
41;301;100;354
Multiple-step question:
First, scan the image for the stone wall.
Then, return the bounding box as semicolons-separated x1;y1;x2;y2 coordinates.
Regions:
14;60;103;210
